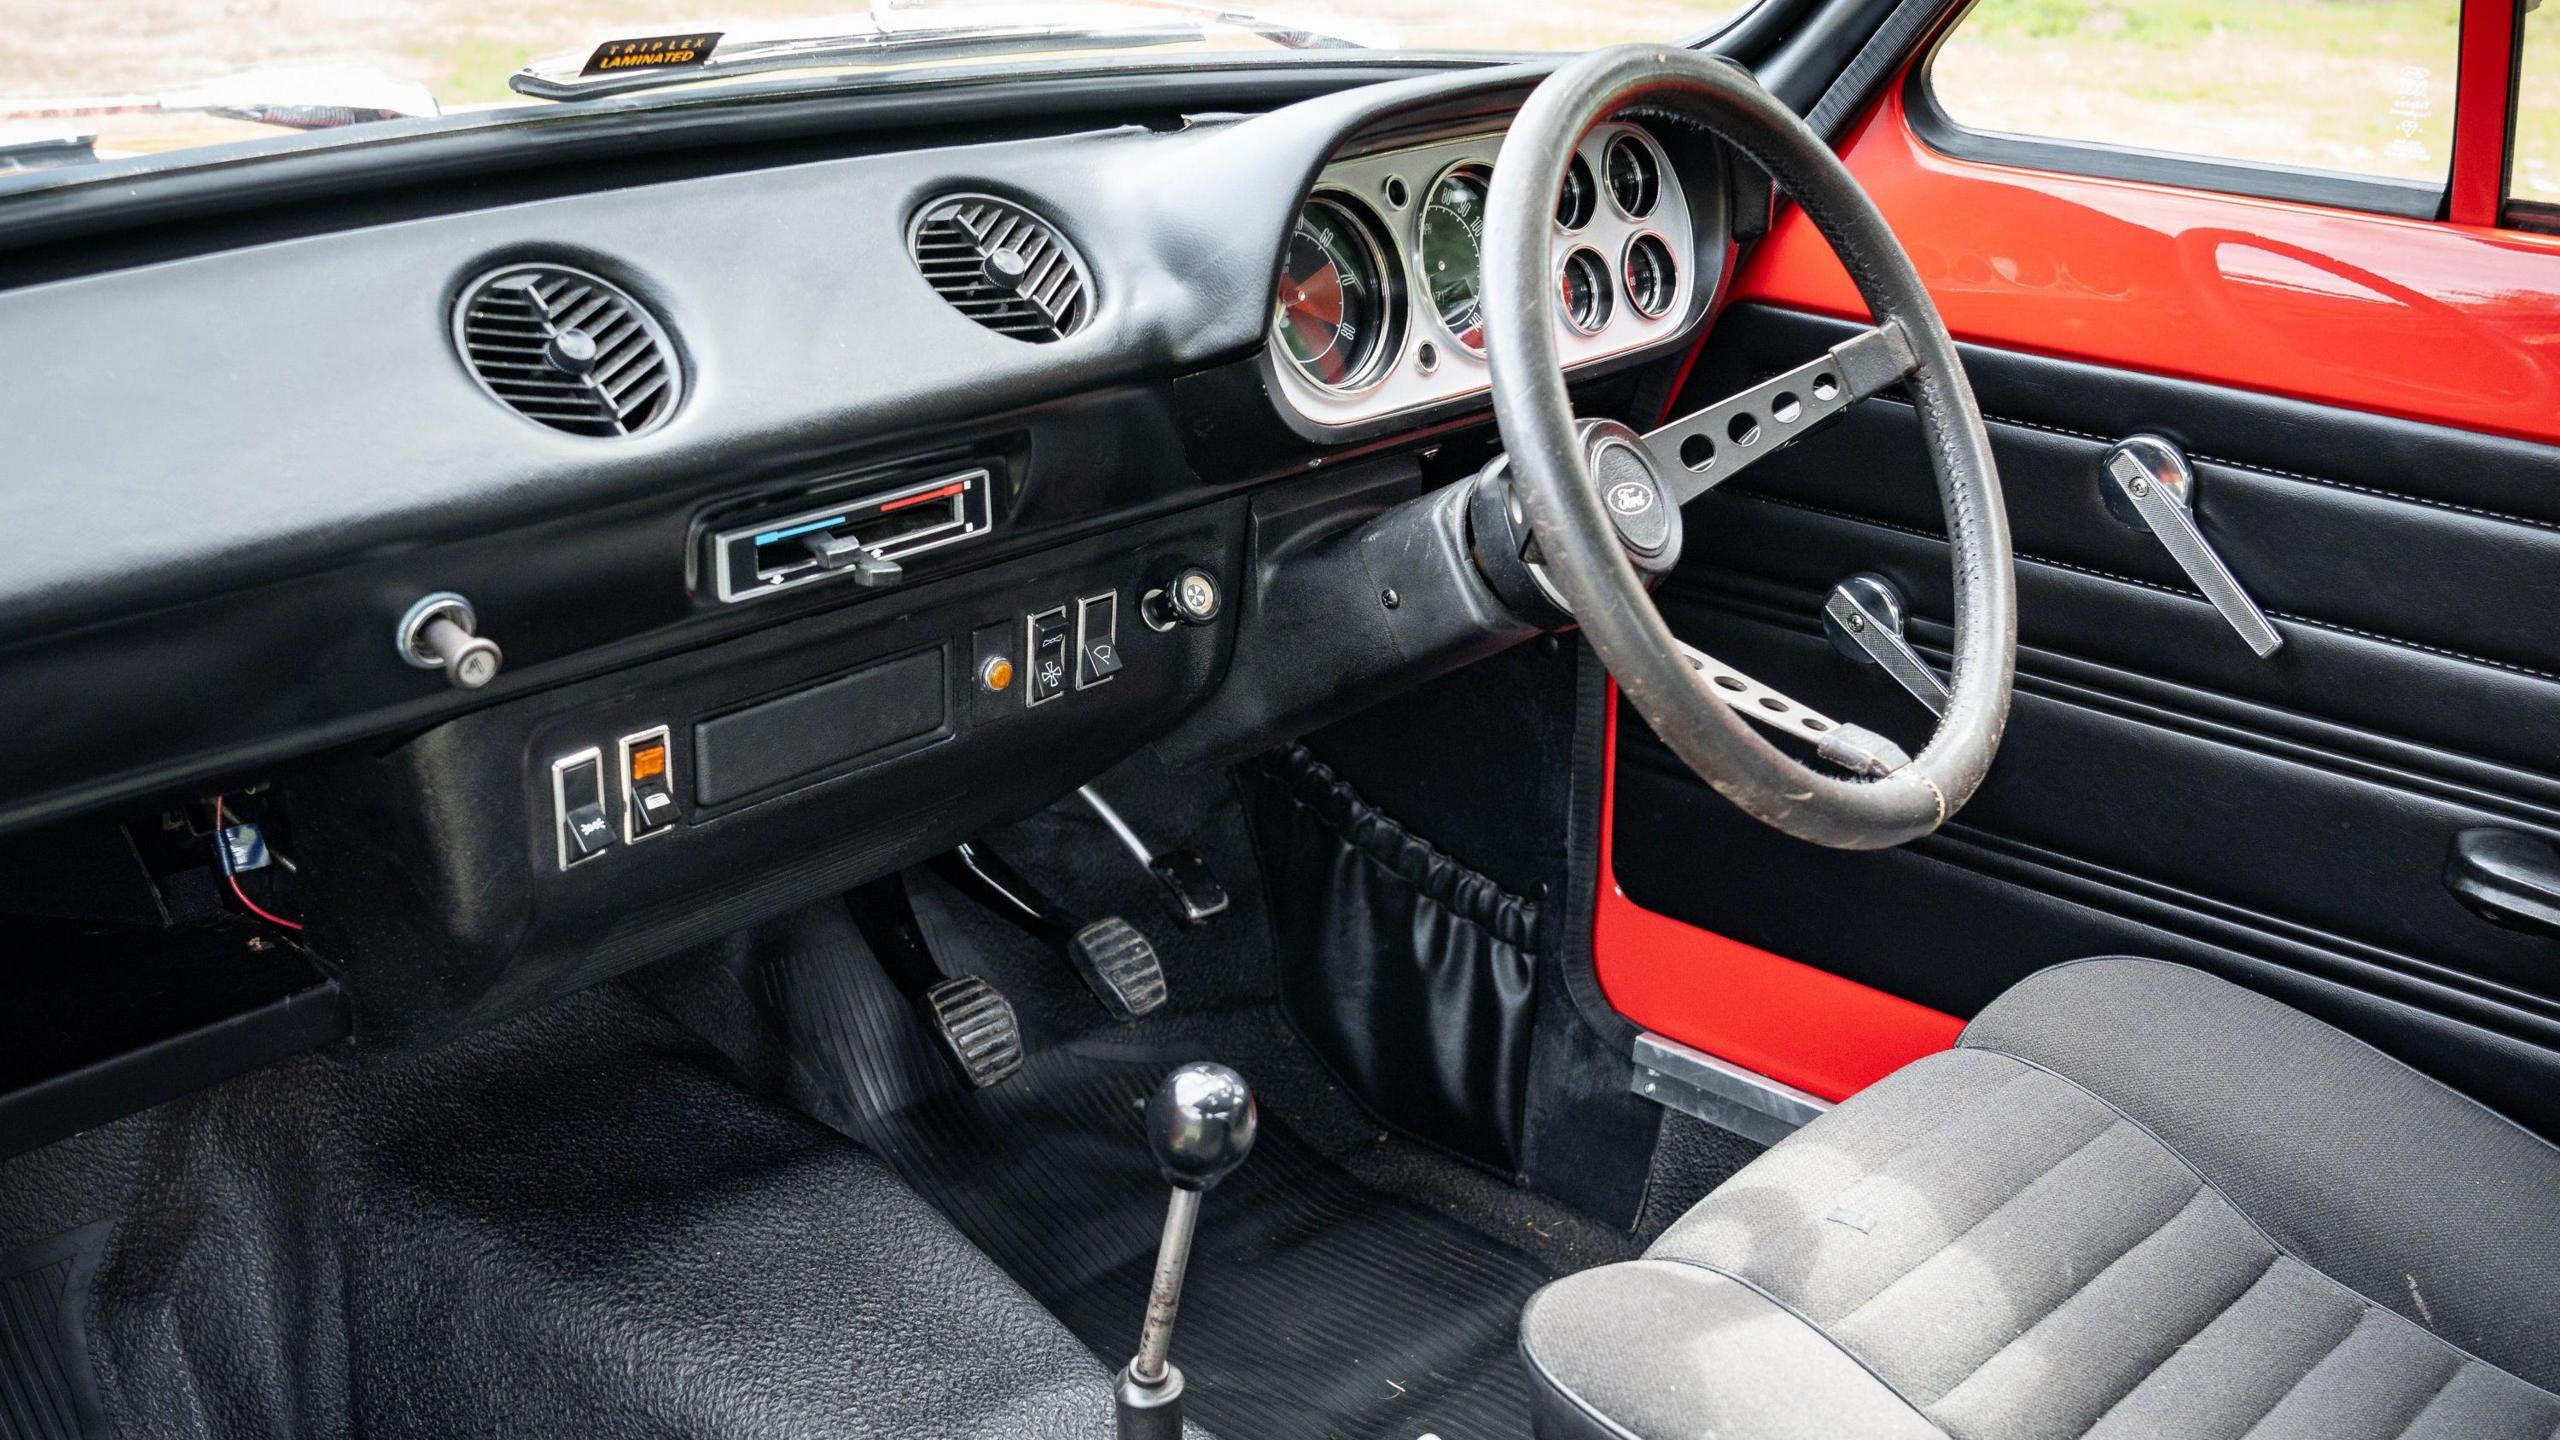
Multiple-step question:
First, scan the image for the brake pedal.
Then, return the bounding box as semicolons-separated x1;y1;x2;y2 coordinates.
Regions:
922;975;1025;1088
934;841;1175;1022
1069;917;1168;1020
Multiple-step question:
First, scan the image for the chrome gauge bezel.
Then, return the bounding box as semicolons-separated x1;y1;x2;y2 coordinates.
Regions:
1558;247;1615;335
1622;232;1679;320
1414;158;1496;357
1274;188;1408;396
1556;151;1599;231
1267;120;1700;429
1604;132;1664;220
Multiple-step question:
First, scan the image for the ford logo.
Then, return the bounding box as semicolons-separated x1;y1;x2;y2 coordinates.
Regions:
1606;481;1655;516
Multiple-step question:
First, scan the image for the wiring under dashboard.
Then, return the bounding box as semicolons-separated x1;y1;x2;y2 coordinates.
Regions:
212;793;302;932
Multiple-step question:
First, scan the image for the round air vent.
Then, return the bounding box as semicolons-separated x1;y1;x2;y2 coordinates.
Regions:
452;264;681;437
908;195;1093;343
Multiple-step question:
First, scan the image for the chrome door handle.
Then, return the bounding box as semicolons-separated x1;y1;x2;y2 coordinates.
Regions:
1823;574;1949;717
2101;435;2284;657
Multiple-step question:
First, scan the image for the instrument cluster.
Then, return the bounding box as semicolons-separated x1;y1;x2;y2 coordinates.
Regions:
1270;121;1700;427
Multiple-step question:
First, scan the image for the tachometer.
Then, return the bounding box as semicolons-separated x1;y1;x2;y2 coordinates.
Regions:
1417;163;1491;352
1276;194;1402;391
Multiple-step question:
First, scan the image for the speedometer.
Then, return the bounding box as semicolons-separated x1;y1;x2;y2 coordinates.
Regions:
1416;163;1491;352
1275;194;1403;391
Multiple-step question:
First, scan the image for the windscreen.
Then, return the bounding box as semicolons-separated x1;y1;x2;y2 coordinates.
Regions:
3;0;1748;181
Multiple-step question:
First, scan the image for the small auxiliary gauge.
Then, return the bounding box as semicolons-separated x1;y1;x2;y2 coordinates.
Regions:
1559;248;1614;334
1624;234;1679;319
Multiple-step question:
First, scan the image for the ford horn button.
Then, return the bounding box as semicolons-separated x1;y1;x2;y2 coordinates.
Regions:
1593;438;1672;557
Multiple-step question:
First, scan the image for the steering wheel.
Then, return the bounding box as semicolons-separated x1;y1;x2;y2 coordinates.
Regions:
1482;45;2016;851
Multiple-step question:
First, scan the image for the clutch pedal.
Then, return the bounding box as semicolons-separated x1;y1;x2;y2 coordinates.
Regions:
847;874;1027;1089
1068;917;1168;1020
922;975;1025;1088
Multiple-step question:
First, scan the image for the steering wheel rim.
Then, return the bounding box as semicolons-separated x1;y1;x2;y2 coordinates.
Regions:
1483;45;2016;851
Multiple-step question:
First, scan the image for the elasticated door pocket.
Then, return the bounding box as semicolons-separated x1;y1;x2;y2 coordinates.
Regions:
1247;745;1541;1174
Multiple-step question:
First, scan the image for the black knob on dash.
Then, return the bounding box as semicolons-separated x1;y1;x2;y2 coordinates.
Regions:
1145;567;1223;631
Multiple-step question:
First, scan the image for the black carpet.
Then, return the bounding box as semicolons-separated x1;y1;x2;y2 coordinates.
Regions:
655;885;1564;1440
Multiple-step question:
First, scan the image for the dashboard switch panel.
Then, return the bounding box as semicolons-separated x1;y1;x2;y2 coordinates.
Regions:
1027;606;1072;706
1075;592;1121;689
551;748;614;868
619;726;678;842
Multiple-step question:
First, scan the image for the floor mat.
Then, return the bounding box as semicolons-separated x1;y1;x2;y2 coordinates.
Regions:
0;1223;108;1440
884;1042;1548;1440
682;904;1559;1440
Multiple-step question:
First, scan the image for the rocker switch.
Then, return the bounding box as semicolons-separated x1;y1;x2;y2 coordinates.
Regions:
620;727;677;843
551;749;614;869
1076;592;1122;689
1028;606;1072;706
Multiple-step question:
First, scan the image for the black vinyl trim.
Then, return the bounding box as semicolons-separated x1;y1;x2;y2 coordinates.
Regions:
1806;0;1954;142
1894;395;2560;543
1259;743;1544;948
1559;642;1638;1051
1902;30;2446;220
1694;0;1827;71
1682;568;2560;826
0;976;348;1163
1751;0;1910;116
2508;198;2560;236
1734;484;2560;690
1621;730;2560;1049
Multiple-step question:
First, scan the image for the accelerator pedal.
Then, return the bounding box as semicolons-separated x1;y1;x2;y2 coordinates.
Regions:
922;975;1025;1089
1067;917;1167;1021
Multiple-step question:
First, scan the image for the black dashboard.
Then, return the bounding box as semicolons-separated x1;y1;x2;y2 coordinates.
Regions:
0;59;1737;1047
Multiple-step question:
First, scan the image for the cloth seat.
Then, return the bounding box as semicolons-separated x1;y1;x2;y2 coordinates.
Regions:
1522;958;2560;1440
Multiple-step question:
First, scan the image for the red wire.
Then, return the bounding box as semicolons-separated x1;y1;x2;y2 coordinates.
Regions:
214;794;304;932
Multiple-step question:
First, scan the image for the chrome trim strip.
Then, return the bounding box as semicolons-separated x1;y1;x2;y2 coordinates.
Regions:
1631;1031;1833;1147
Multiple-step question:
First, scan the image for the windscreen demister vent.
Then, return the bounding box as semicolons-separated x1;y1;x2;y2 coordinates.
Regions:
453;264;681;437
909;195;1093;343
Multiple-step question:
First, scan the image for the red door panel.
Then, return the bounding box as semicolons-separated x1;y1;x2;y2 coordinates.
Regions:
1594;685;1964;1103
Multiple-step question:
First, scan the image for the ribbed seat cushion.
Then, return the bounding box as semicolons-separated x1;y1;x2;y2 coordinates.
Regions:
1522;958;2560;1440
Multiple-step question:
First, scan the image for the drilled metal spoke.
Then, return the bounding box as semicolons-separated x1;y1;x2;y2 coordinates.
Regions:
1675;638;1912;778
1648;322;1917;505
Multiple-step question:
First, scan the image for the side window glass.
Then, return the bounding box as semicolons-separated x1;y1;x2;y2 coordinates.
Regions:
1921;0;2462;209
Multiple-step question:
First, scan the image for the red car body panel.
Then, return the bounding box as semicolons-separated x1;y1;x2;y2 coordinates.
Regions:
1735;89;2560;446
1593;684;1965;1102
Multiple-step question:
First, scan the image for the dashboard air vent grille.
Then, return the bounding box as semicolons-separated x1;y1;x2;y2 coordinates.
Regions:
453;264;680;437
909;195;1092;342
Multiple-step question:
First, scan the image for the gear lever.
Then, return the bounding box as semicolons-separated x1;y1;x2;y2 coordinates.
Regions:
1116;1062;1257;1440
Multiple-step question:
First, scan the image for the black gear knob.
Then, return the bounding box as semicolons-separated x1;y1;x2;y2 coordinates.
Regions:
1144;1062;1256;1192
